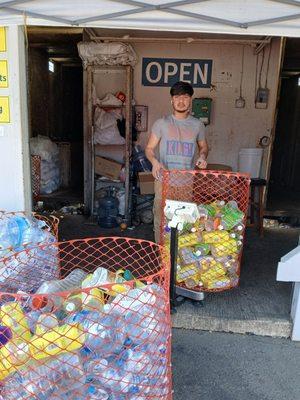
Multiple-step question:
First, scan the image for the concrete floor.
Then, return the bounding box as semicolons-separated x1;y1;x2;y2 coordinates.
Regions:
59;215;299;337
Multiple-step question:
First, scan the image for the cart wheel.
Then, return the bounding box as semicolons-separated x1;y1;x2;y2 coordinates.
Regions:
170;305;177;314
175;296;186;306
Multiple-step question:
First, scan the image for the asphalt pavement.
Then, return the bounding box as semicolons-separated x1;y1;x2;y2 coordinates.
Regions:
172;329;300;400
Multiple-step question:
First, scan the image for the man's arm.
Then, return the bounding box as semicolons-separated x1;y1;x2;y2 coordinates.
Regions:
196;139;209;169
145;133;163;179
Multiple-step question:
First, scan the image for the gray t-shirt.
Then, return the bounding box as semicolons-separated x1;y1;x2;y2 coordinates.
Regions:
152;114;205;170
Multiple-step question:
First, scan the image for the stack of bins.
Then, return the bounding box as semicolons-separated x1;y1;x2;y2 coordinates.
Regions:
161;170;250;292
0;237;172;400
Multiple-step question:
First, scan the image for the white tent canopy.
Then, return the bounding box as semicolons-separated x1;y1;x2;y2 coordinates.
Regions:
0;0;300;37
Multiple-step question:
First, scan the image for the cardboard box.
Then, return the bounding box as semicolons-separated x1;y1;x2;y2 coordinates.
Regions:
139;172;155;194
95;156;122;180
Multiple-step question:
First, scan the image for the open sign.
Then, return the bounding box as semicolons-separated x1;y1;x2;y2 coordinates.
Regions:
142;58;213;88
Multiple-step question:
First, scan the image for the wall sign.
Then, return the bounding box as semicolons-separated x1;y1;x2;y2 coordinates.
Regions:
0;60;8;88
0;96;10;123
142;58;213;88
0;27;6;52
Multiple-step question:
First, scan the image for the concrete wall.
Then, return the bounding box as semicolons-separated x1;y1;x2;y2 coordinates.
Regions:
132;39;282;177
0;26;31;212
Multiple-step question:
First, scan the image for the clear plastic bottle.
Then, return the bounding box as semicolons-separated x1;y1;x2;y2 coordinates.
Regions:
87;385;109;399
31;269;87;312
82;267;110;288
37;269;87;293
2;353;85;400
82;310;126;355
35;313;59;335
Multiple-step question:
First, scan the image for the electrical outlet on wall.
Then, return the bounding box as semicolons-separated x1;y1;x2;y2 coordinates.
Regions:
255;88;269;109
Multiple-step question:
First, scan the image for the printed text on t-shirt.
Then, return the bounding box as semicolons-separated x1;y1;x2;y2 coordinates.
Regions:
166;140;194;157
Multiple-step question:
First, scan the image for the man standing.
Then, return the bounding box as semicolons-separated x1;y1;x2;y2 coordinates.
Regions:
145;81;209;243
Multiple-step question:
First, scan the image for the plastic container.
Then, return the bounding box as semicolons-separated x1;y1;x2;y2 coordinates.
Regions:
238;148;263;178
97;189;119;228
0;237;172;399
161;169;250;292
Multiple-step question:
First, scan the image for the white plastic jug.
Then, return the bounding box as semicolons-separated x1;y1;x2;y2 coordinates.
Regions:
238;148;263;178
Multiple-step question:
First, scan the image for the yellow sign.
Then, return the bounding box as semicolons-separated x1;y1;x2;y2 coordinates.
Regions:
0;60;8;88
0;28;6;52
0;96;10;123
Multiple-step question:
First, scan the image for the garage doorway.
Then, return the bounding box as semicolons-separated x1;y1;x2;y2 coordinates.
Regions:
28;27;84;210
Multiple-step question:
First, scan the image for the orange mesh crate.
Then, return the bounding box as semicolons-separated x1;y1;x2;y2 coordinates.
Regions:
161;169;250;293
0;237;172;400
31;155;41;202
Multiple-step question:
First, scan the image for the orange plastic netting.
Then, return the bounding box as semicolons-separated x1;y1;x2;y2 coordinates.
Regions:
0;237;172;400
161;169;250;292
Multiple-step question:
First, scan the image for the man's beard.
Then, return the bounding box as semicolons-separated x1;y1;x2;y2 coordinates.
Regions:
174;107;189;113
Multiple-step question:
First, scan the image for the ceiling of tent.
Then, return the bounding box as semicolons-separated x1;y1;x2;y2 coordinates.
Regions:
1;0;300;37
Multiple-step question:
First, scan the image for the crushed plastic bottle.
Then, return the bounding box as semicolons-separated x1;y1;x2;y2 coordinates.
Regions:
2;353;85;400
0;215;53;255
77;310;126;356
35;313;59;335
0;243;59;294
87;385;109;399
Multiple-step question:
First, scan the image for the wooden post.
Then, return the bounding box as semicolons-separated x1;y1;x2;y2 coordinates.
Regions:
125;65;133;225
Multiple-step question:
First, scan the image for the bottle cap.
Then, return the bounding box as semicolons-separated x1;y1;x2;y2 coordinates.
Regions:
88;385;96;395
123;270;134;281
65;302;76;312
32;295;48;310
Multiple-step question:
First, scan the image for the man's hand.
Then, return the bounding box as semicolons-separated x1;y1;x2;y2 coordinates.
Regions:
196;156;207;169
152;159;164;180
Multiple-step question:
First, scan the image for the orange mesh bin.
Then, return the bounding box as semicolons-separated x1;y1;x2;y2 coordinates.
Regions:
0;237;172;400
161;170;250;292
31;155;41;202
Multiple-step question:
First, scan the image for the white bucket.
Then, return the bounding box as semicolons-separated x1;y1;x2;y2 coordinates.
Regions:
238;148;263;178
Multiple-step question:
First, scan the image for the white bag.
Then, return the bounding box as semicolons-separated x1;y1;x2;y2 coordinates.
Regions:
94;108;125;145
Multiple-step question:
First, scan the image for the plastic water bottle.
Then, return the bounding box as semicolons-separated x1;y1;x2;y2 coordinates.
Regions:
81;310;126;355
0;242;59;294
37;269;87;293
31;269;87;312
2;353;85;400
82;267;110;288
87;385;109;399
1;215;55;252
35;313;59;335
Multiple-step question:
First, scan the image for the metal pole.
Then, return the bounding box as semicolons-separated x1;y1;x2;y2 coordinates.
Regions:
170;226;178;311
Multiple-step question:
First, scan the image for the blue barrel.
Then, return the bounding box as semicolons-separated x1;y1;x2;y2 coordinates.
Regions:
97;190;119;228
